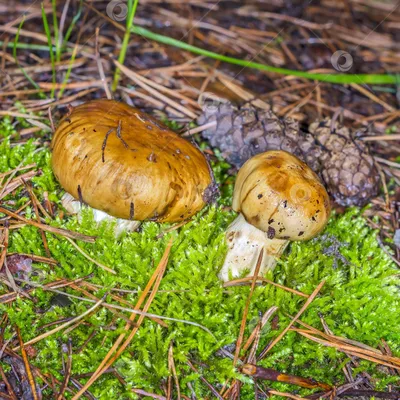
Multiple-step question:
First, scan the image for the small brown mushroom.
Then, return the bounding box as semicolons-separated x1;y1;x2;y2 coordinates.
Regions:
219;150;330;281
51;99;217;233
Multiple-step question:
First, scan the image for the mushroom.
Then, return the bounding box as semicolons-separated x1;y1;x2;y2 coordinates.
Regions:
219;150;330;281
51;99;218;234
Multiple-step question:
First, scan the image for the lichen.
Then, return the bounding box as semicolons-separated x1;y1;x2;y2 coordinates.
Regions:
0;118;399;399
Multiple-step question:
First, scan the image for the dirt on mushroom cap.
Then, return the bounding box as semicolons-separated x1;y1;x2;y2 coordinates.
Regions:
51;99;214;222
233;150;331;241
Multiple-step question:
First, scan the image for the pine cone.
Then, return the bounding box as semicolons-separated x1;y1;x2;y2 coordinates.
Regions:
197;102;322;171
198;103;380;207
309;118;379;207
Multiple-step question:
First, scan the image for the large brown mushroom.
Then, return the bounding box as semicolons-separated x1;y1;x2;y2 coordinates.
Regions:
219;150;330;281
51;99;217;233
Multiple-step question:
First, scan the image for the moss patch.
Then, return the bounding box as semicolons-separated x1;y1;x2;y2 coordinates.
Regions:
0;119;399;399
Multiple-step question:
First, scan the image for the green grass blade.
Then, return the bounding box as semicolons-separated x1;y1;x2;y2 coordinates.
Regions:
52;0;61;62
3;41;55;51
131;26;397;85
112;0;140;92
12;18;44;95
63;0;83;47
41;2;57;97
58;44;78;98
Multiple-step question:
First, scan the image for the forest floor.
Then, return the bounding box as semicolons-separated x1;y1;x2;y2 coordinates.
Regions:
0;1;399;399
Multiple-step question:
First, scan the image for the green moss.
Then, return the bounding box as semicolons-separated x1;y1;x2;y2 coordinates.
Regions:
1;119;399;399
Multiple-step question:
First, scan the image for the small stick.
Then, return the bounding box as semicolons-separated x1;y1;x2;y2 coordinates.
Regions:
0;206;96;243
242;364;332;391
16;327;39;400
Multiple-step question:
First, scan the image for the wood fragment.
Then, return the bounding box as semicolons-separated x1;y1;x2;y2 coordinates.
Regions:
242;364;332;391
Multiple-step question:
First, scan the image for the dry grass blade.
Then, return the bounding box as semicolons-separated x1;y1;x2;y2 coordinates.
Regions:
114;60;198;119
168;343;180;400
0;206;96;243
95;27;112;100
0;223;9;271
224;276;309;298
0;170;39;201
6;253;57;265
258;280;325;360
71;240;173;399
292;329;400;370
0;276;85;305
64;237;115;274
22;179;51;258
350;83;395;112
294;319;384;353
187;360;223;399
267;389;309;400
13;296;105;351
234;249;264;365
217;75;270;109
57;339;72;400
16;327;39;400
242;306;278;353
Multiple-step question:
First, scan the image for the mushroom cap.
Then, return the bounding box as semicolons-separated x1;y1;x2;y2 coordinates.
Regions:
51;99;215;222
232;150;330;241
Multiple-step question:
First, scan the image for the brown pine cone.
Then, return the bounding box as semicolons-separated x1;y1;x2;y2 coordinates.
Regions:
198;103;380;207
197;102;322;172
309;118;379;207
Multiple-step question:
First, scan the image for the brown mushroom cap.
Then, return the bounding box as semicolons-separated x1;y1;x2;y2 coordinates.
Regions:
51;99;215;222
232;150;330;240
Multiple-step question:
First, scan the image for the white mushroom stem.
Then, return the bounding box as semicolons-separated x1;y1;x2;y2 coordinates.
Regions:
219;214;289;282
62;193;140;237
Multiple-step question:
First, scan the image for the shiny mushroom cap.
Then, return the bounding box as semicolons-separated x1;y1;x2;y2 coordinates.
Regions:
51;99;217;223
232;150;330;241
